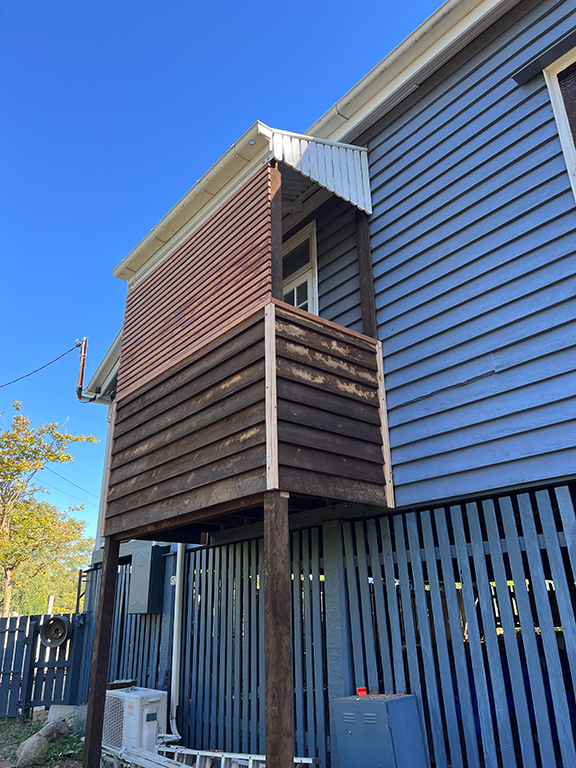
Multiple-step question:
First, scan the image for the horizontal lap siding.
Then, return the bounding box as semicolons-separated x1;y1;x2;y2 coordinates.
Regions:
104;315;267;537
317;198;363;332
274;307;388;505
116;165;273;401
368;0;576;506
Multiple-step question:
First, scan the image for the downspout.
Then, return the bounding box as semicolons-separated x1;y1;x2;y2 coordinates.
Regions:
170;543;186;737
76;337;96;402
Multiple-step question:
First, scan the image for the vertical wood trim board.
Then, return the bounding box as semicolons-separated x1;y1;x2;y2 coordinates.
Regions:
117;164;274;401
376;341;395;508
265;303;279;490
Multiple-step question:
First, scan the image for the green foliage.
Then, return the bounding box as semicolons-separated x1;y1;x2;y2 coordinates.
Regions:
46;731;85;767
0;401;97;525
4;501;95;615
0;719;84;767
0;719;41;761
0;402;97;616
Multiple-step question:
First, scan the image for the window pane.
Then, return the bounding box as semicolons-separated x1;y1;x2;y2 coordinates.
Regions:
283;240;310;280
559;61;576;144
296;281;308;306
284;288;295;306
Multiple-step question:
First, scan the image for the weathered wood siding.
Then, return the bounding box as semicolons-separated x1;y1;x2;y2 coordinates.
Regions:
104;313;267;538
116;165;274;401
368;0;576;505
274;303;387;506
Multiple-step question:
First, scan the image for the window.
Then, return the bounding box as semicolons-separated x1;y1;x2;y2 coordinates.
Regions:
282;222;317;314
544;46;576;203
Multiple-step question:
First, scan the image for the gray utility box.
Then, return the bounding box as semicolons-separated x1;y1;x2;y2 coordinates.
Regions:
333;694;429;768
128;543;169;614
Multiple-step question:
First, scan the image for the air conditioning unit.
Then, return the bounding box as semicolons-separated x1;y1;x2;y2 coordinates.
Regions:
102;687;168;753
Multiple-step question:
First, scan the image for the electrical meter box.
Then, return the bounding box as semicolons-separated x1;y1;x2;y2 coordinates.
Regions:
333;693;429;768
128;543;169;614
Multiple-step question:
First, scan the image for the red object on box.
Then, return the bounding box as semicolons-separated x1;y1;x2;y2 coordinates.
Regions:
356;687;367;696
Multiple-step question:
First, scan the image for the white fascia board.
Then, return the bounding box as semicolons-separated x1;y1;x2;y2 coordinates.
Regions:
113;122;272;285
308;0;522;142
85;329;123;400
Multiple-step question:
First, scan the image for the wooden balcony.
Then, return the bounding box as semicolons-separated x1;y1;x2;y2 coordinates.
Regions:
104;300;391;540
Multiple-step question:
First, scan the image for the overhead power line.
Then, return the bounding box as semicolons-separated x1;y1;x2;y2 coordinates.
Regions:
0;342;81;389
46;467;100;499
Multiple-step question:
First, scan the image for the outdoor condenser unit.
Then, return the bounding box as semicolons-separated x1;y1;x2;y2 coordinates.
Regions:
102;687;168;753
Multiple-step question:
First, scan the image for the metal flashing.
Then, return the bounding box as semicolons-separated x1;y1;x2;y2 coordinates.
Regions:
112;0;523;285
259;126;372;214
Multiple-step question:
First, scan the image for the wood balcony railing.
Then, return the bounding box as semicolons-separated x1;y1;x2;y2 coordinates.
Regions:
104;300;391;539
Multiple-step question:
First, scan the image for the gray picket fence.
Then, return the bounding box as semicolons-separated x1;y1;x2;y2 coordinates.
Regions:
73;481;576;767
343;485;576;768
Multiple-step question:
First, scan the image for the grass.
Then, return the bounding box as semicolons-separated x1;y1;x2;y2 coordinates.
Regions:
0;719;84;767
46;732;84;767
0;720;42;762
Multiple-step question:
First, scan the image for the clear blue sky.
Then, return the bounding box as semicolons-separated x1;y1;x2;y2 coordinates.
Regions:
0;0;441;537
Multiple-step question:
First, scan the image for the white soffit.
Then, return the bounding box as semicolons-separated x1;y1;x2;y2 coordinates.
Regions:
259;125;372;214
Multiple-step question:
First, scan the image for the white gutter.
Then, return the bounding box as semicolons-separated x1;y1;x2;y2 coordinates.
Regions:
111;0;523;288
170;543;186;737
308;0;523;142
113;122;271;283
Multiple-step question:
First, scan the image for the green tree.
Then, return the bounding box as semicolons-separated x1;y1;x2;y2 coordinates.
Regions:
0;501;94;615
0;402;96;616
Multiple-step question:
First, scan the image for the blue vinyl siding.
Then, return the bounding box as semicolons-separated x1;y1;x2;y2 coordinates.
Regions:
317;198;363;332
368;0;576;506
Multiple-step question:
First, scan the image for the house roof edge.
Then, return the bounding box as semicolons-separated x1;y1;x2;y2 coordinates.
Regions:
307;0;523;142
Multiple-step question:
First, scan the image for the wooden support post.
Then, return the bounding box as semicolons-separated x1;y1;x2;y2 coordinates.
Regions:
83;535;120;768
269;162;283;301
355;210;378;339
264;490;293;768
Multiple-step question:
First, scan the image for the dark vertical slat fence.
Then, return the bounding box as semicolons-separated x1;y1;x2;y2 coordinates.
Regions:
77;561;165;703
342;485;576;768
178;528;328;764
0;616;28;717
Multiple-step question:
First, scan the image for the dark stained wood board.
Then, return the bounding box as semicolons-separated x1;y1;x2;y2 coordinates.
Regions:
111;382;265;469
104;470;267;537
106;444;266;518
115;312;265;418
110;402;265;485
279;466;387;506
105;299;389;540
274;301;387;506
117;165;274;400
105;310;268;539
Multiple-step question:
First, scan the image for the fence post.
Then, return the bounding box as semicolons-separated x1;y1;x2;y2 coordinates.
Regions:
19;619;38;719
65;614;86;705
322;521;353;768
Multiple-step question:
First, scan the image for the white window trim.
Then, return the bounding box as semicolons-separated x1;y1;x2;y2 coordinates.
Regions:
544;45;576;204
282;221;318;315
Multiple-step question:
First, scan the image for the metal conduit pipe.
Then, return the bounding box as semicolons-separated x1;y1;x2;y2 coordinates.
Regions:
170;543;186;737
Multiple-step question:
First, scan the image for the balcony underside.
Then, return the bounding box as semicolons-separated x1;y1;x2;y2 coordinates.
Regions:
104;301;389;540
